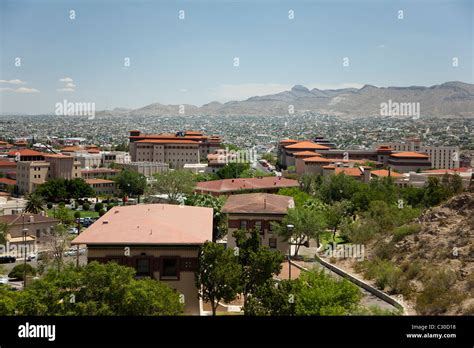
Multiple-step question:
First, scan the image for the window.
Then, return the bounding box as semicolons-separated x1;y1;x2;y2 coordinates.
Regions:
240;220;247;230
161;257;179;280
136;258;150;276
269;238;277;249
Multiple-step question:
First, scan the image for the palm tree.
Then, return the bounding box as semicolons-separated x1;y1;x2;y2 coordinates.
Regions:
24;193;45;214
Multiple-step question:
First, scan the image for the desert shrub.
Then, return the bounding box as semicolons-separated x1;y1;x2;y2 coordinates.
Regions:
401;260;423;280
373;241;395;260
393;223;421;242
415;269;465;315
340;219;379;244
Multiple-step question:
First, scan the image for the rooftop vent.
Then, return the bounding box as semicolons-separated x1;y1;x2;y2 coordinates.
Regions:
102;220;109;224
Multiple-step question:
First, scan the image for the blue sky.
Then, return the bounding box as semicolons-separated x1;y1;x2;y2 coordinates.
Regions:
0;0;472;114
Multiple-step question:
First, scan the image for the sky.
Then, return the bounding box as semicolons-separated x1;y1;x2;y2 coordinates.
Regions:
0;0;472;114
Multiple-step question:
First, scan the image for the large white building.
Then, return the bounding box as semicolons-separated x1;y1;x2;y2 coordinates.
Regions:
377;139;460;169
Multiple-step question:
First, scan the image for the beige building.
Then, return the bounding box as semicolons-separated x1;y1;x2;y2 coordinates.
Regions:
16;154;82;194
387;152;432;173
0;213;60;247
129;130;222;169
378;140;460;169
85;179;118;197
223;193;294;254
72;204;213;315
116;161;169;178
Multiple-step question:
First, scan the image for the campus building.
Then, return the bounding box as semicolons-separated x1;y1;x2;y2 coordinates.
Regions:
195;177;300;196
377;139;460;169
72;204;213;315
223;193;294;254
128;130;222;169
16;154;82;194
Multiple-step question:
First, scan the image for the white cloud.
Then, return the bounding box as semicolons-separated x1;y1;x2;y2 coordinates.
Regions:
0;87;39;93
378;44;386;48
210;83;292;101
59;77;73;82
57;88;75;92
0;79;27;85
65;83;76;88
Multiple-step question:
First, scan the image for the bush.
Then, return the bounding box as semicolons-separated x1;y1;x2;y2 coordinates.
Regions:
393;223;421;242
98;209;106;216
107;204;114;211
94;203;104;212
8;264;37;280
416;269;465;315
47;202;53;209
82;203;90;211
74;211;81;219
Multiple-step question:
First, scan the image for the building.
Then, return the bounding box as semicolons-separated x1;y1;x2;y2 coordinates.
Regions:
6;149;45;162
85;179;118;197
195;177;300;196
397;168;473;189
377;140;460;169
0;160;16;176
72;204;213;315
101;151;131;166
0;213;60;246
387;152;432;173
116;161;169;178
322;165;372;183
81;168;120;180
16;154;82;194
223;193;294;254
278;140;331;168
129;130;222;169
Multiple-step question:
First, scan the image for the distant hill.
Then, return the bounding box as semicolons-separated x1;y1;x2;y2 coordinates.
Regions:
98;81;474;118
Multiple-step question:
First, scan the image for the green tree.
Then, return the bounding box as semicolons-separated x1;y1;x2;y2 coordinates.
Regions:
277;187;312;207
0;222;9;244
150;170;196;204
36;179;68;202
294;270;361;315
195;241;242;315
43;224;70;272
244;279;296;315
9;262;184;316
216;163;250;179
233;229;284;308
8;264;37;280
261;153;276;165
66;178;95;200
273;206;327;253
115;169;147;202
325;200;352;241
25;193;45;214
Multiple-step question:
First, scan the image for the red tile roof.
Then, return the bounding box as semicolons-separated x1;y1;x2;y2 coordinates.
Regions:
0;160;16;167
390;151;429;159
285;141;330;150
0;177;15;185
222;193;295;214
85;179;116;185
135;139;199;145
371;169;402;177
6;149;45;157
72;204;213;245
421;168;472;174
195;177;299;193
334;167;363;176
293;151;322;157
303;156;333;163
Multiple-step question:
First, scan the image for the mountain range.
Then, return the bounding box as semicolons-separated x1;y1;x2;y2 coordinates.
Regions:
98;81;474;118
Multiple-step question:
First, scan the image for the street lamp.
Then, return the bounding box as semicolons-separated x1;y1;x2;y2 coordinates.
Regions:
286;224;294;279
22;215;33;288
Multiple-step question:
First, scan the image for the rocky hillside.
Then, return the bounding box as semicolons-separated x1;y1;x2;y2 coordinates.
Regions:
390;192;474;314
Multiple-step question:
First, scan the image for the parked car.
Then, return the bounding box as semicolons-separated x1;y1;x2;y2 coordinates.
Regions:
0;276;9;284
26;253;37;261
0;256;16;264
68;227;79;234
